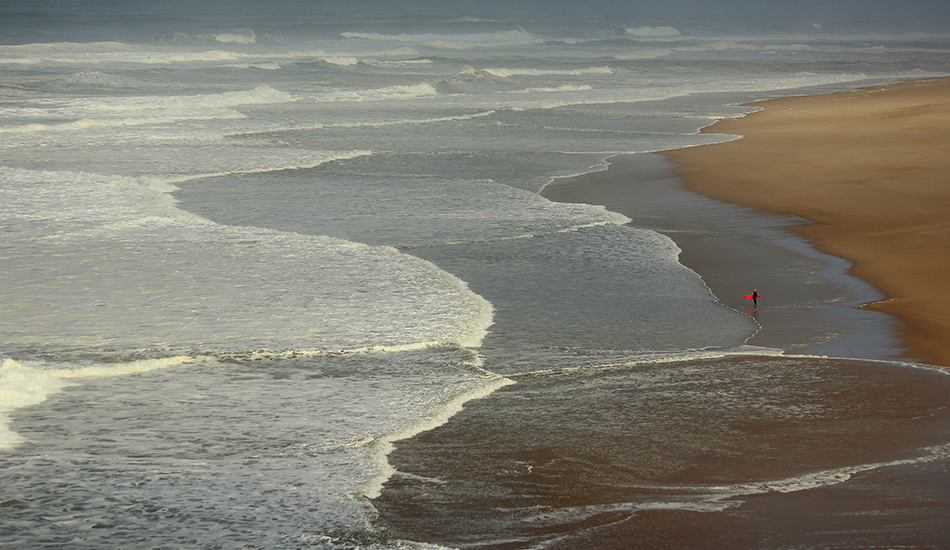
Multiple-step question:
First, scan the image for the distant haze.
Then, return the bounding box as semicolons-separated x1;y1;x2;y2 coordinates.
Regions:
1;0;948;44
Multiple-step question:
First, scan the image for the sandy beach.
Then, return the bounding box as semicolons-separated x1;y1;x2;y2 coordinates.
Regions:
664;77;950;367
541;153;903;360
373;79;950;549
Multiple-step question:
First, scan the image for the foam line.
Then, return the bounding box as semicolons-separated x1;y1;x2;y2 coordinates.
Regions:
0;357;193;450
340;29;544;49
363;374;516;500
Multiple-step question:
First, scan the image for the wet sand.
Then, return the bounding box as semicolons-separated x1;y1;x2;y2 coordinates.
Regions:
374;356;950;549
372;80;950;548
664;77;950;367
542;152;904;360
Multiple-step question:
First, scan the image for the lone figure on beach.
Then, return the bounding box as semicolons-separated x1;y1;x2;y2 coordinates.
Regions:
751;289;758;307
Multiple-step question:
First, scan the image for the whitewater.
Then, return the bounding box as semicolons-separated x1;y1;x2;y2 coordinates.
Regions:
2;2;950;548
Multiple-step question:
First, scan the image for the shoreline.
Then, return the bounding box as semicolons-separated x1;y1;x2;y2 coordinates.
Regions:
541;152;904;361
373;80;950;548
662;77;950;368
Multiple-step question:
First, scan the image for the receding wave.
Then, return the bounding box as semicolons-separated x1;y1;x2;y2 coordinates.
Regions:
238;111;495;132
3;216;495;359
0;357;193;449
2;164;495;358
163;149;375;183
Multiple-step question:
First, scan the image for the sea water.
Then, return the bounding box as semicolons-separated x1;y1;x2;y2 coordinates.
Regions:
2;2;950;548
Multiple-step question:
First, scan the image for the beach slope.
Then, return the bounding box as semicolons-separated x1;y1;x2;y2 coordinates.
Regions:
664;78;950;367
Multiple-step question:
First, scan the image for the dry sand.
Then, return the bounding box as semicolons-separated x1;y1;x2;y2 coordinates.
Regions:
663;77;950;367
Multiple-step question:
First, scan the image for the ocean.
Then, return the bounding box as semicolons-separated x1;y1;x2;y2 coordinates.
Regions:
2;1;950;548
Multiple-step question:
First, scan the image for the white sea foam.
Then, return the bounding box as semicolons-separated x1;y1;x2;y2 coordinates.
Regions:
2;160;495;357
510;84;594;94
0;85;294;134
364;374;516;499
209;31;257;44
177;84;295;107
507;346;785;380
0;43;249;65
0;39;419;69
4;220;495;354
0;167;200;230
675;40;812;53
364;57;433;68
482;66;613;78
728;439;950;500
0;41;134;57
324;56;360;66
624;26;682;38
3;9;949;547
161;149;375;184
264;111;495;131
340;29;544;49
49;356;197;379
1;112;245;133
58;70;142;88
311;82;439;102
70;84;295;112
0;359;69;449
0;357;192;449
250;61;281;70
611;49;672;60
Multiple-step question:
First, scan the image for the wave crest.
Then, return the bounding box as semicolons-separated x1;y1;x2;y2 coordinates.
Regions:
624;26;682;38
341;29;543;50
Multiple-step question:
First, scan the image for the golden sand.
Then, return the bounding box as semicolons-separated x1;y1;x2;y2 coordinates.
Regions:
663;77;950;367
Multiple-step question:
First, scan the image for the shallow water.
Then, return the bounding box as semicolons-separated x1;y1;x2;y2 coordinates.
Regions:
3;2;950;548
